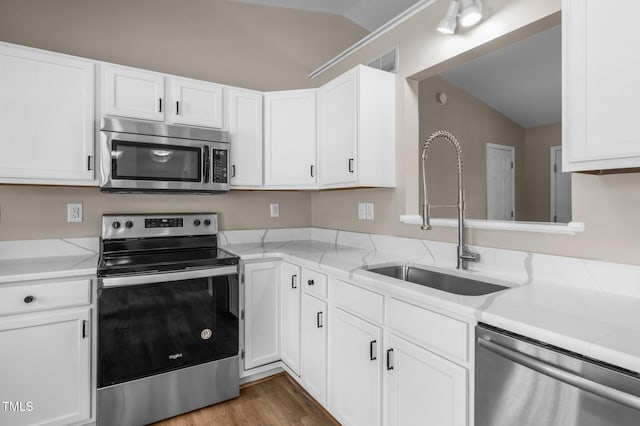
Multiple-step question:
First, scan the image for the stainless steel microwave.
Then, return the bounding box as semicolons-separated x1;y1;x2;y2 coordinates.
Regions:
99;117;230;194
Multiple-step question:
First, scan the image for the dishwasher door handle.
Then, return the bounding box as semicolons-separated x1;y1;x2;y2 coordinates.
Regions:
479;338;640;411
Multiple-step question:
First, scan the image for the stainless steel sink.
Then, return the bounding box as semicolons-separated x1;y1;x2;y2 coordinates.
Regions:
364;265;508;296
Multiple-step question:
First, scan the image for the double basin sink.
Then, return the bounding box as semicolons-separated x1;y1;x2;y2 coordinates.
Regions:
363;265;508;296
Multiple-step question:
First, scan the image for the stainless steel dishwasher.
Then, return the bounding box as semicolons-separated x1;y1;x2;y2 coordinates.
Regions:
476;324;640;425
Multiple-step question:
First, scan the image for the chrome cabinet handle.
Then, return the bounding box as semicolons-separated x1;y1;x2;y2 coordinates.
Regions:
386;348;394;370
479;338;640;411
317;312;323;328
291;274;297;289
348;158;354;173
24;295;35;304
370;340;377;361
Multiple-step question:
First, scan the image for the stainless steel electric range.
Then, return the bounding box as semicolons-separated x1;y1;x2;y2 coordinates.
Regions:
96;213;240;426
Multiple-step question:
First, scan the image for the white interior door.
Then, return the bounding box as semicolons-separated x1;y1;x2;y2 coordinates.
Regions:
486;143;515;220
551;146;572;223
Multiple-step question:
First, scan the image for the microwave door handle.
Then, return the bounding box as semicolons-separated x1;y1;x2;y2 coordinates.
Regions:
101;265;238;288
203;147;211;183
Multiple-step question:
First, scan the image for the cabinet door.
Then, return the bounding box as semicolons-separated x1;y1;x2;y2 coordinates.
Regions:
228;88;263;186
0;44;94;183
0;307;91;426
264;90;317;187
244;261;280;370
280;261;301;375
563;0;640;171
386;334;467;426
301;293;328;405
330;308;382;426
169;77;223;128
103;64;164;121
318;68;358;186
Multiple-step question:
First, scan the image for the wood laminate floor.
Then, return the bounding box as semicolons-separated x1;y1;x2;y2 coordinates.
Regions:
152;373;339;426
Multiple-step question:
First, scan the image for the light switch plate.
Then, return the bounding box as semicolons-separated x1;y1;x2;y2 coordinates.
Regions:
366;203;375;220
67;203;82;223
358;203;366;220
270;203;280;218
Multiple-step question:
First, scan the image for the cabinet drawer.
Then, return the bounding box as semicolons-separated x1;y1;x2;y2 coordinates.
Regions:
0;279;91;316
389;298;468;363
302;268;328;299
335;279;384;325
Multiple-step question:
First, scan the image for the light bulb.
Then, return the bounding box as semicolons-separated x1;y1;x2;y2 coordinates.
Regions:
460;0;482;27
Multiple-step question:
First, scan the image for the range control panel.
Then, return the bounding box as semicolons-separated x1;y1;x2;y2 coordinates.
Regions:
102;213;218;240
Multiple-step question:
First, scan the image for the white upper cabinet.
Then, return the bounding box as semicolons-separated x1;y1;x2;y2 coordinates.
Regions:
0;43;95;184
264;90;317;187
318;65;396;188
102;64;223;128
168;77;223;128
103;64;165;122
563;0;640;171
228;88;263;187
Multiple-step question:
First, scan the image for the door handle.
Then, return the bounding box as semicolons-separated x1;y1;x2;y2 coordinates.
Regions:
82;320;88;339
370;340;377;361
232;165;236;178
386;348;394;370
291;274;297;289
310;165;314;178
158;98;162;113
348;158;354;173
317;312;323;328
307;279;315;286
176;101;180;115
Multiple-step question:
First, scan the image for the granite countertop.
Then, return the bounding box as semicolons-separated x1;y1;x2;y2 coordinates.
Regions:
222;239;640;374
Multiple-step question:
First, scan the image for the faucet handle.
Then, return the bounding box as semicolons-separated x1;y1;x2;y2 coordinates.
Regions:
460;249;480;263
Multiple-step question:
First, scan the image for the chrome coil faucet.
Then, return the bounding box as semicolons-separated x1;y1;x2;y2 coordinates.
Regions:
421;130;480;270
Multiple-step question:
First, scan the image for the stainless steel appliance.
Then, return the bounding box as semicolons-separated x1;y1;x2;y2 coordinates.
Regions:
476;324;640;426
97;213;240;426
100;117;230;194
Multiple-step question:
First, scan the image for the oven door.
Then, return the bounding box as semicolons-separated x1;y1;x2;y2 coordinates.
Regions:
97;267;239;388
99;131;227;193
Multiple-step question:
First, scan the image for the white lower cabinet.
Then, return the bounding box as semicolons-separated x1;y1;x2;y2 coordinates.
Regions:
280;262;301;375
0;307;91;426
386;334;467;426
329;308;382;426
300;293;328;405
244;261;280;370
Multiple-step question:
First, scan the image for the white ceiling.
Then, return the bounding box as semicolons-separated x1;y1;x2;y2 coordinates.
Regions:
440;25;561;129
227;0;423;31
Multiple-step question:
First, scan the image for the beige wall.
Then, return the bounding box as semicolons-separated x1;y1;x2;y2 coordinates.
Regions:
310;0;640;266
521;123;562;222
0;0;367;240
418;75;525;220
0;0;368;92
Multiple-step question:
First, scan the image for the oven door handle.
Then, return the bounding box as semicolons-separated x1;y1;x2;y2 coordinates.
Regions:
100;265;238;288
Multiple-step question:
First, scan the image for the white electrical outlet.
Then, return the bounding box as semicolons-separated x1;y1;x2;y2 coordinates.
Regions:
270;203;280;218
366;203;375;220
67;203;82;223
358;203;366;220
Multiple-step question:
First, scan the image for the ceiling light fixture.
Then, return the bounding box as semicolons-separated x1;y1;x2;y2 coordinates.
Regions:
437;1;460;35
459;0;483;27
437;0;483;34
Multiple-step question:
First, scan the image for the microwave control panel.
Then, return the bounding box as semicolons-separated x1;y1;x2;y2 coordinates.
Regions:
212;149;228;184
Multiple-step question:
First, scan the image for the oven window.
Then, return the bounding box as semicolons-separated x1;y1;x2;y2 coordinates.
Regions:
97;274;238;388
111;140;201;182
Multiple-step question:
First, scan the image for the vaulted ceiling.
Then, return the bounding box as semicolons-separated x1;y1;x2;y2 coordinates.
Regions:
227;0;423;31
